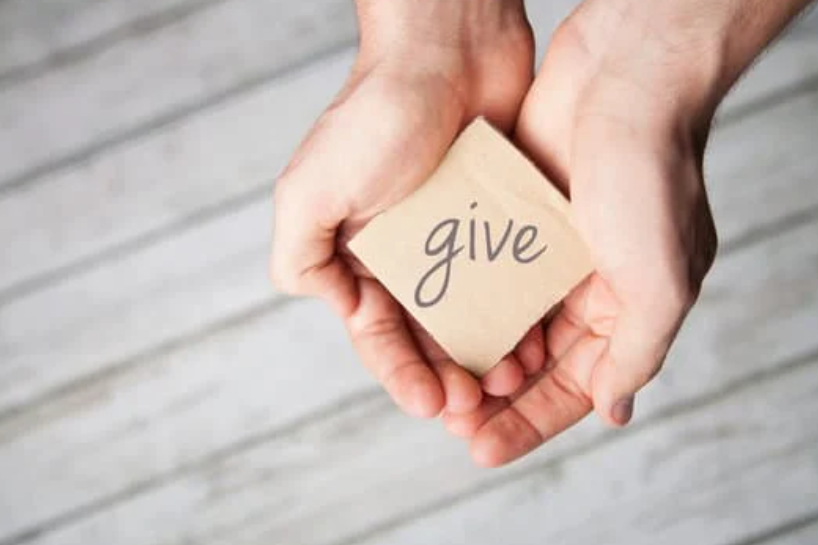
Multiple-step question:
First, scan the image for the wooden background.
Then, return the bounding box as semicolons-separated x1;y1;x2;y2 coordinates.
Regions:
0;1;817;544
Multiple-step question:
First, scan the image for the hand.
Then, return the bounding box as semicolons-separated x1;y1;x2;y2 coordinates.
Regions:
444;0;727;466
446;0;814;466
271;1;544;418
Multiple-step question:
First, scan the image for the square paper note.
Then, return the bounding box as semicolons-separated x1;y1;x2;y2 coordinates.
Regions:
348;118;593;376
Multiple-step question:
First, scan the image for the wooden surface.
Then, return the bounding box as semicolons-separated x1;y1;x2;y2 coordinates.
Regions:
0;1;817;545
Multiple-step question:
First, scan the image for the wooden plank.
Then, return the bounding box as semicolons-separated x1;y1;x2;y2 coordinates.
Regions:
0;0;357;189
0;298;373;543
1;210;816;544
0;0;573;296
0;0;206;82
356;354;818;545
758;516;818;545
0;199;275;413
2;73;817;420
0;13;815;542
1;8;816;300
0;50;354;297
717;37;818;117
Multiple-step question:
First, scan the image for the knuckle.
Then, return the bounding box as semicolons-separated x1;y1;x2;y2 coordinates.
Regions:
544;364;593;412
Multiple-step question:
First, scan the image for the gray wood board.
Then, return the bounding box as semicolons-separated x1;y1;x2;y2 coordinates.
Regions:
0;0;357;189
1;206;816;543
0;0;210;82
2;69;816;420
355;351;818;545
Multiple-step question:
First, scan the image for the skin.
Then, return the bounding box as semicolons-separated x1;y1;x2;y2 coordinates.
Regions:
271;0;815;467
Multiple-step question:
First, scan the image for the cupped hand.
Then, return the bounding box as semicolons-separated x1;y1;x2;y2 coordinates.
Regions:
271;1;545;418
445;0;720;466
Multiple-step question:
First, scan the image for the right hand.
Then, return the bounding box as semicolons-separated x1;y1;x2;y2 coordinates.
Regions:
270;0;542;418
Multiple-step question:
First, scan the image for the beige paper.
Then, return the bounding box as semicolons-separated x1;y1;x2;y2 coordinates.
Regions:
348;118;593;376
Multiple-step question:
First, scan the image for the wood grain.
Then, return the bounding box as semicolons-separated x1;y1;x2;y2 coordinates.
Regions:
2;76;816;420
754;515;818;545
0;199;276;414
1;210;815;544
0;298;374;543
355;352;818;545
0;0;210;82
0;5;815;544
0;0;356;190
0;51;353;299
1;8;816;297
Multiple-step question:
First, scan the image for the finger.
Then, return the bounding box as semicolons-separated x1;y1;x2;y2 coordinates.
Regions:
542;278;600;363
347;279;444;418
443;396;509;439
590;306;678;427
545;311;585;361
557;274;652;428
514;324;546;375
429;358;483;415
406;317;483;415
443;368;544;439
480;354;526;397
270;110;361;317
546;275;618;361
567;113;687;428
272;69;465;318
470;334;607;467
272;180;358;316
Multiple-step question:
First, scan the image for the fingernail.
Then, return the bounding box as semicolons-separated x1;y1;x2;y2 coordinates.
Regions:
612;396;635;426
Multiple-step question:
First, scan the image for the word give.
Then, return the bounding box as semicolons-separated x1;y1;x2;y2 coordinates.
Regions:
414;202;548;308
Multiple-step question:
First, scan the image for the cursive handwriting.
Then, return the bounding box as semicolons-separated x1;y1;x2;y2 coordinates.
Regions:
414;202;548;308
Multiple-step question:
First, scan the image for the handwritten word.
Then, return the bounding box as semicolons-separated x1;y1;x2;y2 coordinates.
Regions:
414;202;548;308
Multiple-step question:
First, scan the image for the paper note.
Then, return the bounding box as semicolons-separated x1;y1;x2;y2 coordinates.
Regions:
348;118;593;376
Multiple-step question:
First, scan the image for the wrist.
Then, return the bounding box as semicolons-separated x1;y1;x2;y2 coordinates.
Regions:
565;0;814;130
354;0;531;69
350;0;534;127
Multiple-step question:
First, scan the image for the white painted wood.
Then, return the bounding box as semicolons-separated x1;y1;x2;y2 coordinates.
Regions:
763;518;818;545
0;5;814;542
357;356;818;545
1;213;815;544
1;8;816;297
0;0;201;80
792;3;818;35
0;0;576;296
0;0;357;188
705;87;818;251
0;199;276;413
0;51;354;297
718;37;818;115
0;298;374;542
2;77;816;420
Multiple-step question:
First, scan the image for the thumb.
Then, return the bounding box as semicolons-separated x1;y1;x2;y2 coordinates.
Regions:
270;68;466;317
590;304;681;427
269;79;364;317
567;88;694;427
271;167;357;316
